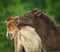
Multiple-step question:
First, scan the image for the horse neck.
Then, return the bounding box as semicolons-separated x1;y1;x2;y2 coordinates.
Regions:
35;17;58;42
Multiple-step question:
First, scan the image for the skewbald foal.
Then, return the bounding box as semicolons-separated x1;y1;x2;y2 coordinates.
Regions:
5;17;42;52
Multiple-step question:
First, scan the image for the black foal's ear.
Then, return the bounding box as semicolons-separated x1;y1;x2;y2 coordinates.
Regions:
32;8;42;17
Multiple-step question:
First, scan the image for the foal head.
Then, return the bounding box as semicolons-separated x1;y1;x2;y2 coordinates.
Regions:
5;17;20;40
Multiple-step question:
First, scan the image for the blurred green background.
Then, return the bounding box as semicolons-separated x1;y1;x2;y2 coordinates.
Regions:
0;0;60;52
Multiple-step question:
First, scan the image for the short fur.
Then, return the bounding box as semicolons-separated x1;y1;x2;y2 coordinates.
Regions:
5;16;42;52
16;26;41;52
14;9;60;52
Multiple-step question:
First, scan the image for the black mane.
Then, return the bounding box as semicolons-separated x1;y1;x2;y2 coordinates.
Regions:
32;9;58;30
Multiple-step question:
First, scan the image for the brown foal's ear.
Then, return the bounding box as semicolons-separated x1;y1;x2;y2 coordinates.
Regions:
6;18;13;21
5;21;7;24
5;18;13;24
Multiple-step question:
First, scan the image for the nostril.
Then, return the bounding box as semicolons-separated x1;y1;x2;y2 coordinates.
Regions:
8;33;13;37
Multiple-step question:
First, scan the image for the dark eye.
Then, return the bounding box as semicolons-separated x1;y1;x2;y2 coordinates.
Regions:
11;24;14;26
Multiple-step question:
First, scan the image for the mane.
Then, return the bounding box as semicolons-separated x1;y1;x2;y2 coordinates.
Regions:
32;9;58;31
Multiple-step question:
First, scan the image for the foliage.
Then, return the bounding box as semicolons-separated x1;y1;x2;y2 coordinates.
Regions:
0;0;60;52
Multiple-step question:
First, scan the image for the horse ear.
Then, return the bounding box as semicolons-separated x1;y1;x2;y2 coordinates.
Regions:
5;18;13;24
5;21;7;24
32;8;42;17
6;18;13;21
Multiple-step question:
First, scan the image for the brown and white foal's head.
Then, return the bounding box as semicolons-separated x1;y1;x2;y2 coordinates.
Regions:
5;18;20;40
